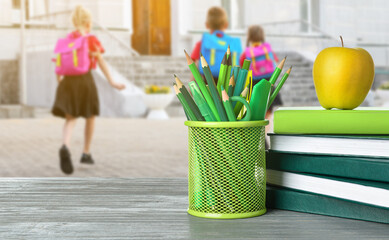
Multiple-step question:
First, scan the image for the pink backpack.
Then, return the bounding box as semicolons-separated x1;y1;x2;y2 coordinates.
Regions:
244;42;278;80
54;33;91;76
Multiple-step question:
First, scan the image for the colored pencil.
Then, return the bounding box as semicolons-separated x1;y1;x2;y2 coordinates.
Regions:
174;82;189;120
174;85;197;121
174;74;204;121
200;54;228;121
232;69;248;107
268;66;292;108
227;75;235;97
217;53;227;96
225;52;233;91
221;86;236;121
233;85;250;117
184;50;220;121
242;59;251;71
233;66;240;84
269;57;286;85
189;81;216;121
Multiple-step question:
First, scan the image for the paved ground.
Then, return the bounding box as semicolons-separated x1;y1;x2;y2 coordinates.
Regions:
0;117;189;177
0;111;274;177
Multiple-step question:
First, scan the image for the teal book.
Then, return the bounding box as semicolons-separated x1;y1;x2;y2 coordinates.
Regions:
266;151;389;182
273;107;389;135
266;186;389;224
266;170;389;209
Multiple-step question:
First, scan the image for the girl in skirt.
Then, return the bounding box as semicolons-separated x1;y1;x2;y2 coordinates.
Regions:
52;5;125;174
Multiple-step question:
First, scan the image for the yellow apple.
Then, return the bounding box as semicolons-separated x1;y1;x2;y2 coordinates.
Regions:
312;37;375;110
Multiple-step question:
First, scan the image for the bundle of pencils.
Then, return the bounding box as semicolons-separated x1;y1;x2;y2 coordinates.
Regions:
174;49;292;122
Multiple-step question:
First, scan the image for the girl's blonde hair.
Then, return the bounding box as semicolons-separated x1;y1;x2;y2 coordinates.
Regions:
71;5;92;30
246;25;265;46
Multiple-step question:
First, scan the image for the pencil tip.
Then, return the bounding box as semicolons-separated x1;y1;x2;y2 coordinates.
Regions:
287;66;292;74
278;57;286;69
221;88;229;100
184;49;193;64
173;74;177;77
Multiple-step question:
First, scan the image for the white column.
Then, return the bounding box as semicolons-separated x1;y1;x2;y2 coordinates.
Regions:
19;0;27;105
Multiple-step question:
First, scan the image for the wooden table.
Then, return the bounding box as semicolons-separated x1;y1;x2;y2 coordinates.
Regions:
0;178;387;239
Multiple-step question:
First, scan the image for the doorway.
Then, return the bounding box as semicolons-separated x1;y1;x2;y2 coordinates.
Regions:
131;0;171;55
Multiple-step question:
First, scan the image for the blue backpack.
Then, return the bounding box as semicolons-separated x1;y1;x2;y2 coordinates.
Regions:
199;31;242;77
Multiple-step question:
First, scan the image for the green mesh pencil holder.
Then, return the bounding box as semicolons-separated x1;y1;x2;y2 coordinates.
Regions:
185;120;269;219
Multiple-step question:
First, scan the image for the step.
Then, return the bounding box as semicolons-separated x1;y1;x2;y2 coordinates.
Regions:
0;105;35;118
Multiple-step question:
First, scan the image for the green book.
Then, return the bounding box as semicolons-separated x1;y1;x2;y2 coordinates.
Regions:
273;107;389;135
266;170;389;209
266;151;389;182
267;186;389;224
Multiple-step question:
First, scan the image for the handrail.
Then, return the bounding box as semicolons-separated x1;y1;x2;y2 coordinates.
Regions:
189;18;389;48
189;29;332;39
28;9;139;56
92;20;139;56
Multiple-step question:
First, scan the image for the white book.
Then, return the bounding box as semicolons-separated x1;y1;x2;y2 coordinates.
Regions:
266;170;389;208
269;134;389;158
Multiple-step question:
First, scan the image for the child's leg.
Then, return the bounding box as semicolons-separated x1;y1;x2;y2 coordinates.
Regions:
63;114;77;147
83;116;96;154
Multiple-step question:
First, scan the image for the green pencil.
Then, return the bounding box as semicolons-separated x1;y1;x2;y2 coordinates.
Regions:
242;59;251;71
225;53;232;91
200;54;228;121
174;85;197;121
217;53;227;96
269;56;286;85
189;81;216;121
174;82;189;120
232;69;248;108
227;75;235;97
233;65;240;83
221;86;236;121
184;50;220;121
233;85;249;117
174;74;204;121
268;66;292;108
233;60;250;101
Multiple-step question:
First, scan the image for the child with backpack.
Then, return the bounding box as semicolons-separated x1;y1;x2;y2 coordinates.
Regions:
240;25;280;85
190;6;241;83
241;25;283;149
52;5;125;174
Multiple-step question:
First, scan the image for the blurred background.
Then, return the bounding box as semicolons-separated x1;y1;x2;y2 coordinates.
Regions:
0;0;388;177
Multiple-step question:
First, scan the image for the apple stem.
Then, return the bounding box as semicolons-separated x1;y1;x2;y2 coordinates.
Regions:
340;36;344;47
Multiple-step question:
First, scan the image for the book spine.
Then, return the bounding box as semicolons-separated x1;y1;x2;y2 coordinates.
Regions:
266;151;389;183
267;186;389;224
273;110;389;134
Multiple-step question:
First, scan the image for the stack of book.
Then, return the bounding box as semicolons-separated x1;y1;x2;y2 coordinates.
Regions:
266;107;389;223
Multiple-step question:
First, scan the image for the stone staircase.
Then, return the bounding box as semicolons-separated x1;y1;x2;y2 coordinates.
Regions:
105;56;193;117
106;52;318;117
274;52;319;106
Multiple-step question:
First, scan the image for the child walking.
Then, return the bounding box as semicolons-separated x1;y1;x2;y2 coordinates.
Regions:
241;25;282;149
52;5;125;174
190;6;241;84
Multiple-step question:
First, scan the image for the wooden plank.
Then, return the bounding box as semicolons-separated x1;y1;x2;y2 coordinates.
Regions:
0;178;387;239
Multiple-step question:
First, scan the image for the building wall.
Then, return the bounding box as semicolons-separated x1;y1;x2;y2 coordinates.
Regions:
0;60;19;104
47;0;131;30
